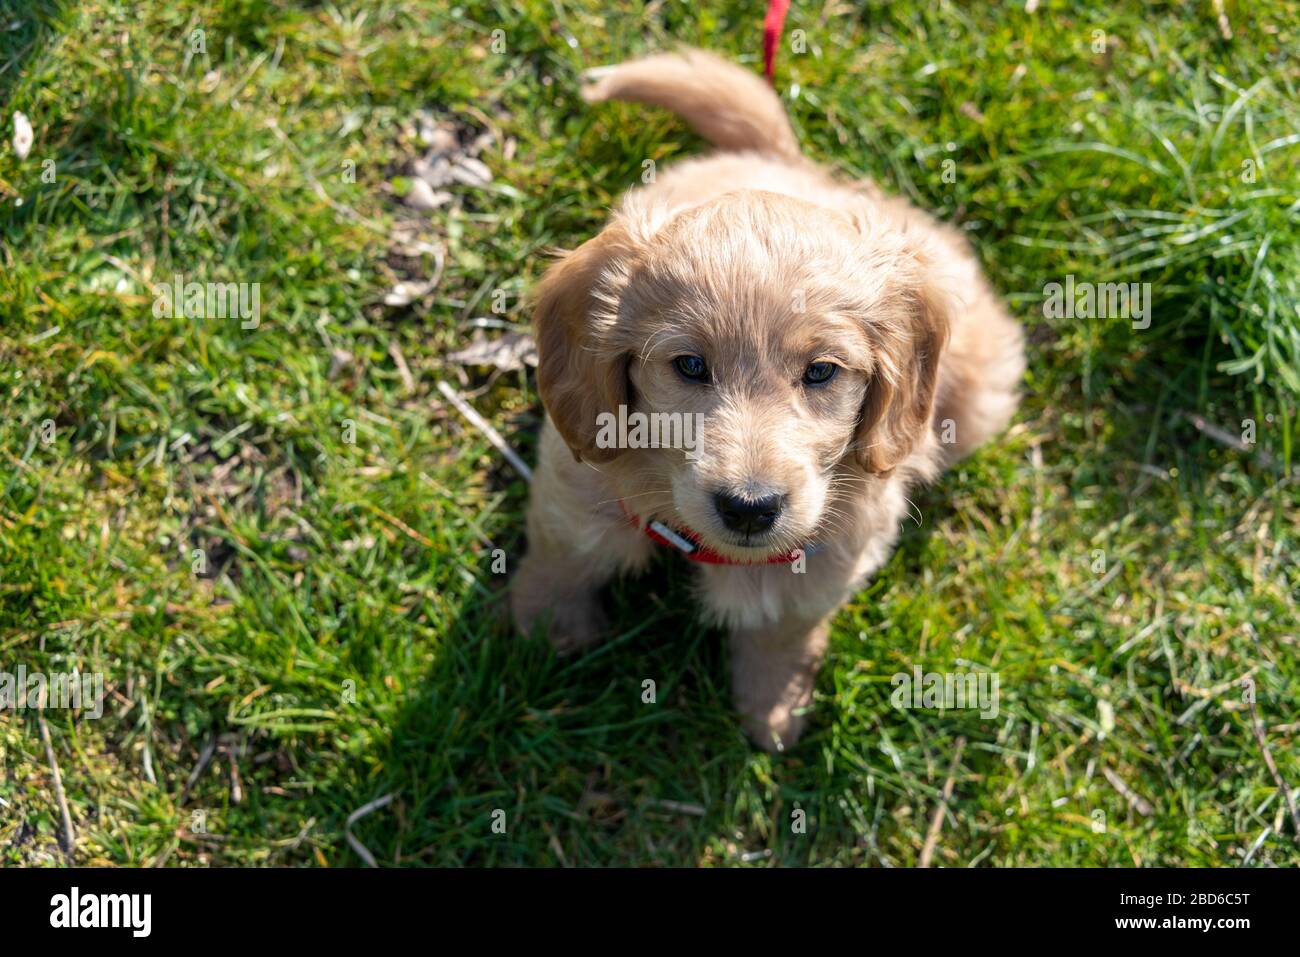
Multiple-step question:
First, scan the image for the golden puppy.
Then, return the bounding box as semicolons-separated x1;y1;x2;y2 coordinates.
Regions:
512;48;1025;751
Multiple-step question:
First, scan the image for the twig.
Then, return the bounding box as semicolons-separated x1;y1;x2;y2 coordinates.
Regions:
645;799;706;817
1102;767;1154;817
548;832;568;866
388;341;416;393
1212;0;1232;40
227;749;243;805
345;793;394;868
140;692;157;785
1176;410;1278;470
101;253;153;290
1242;826;1271;866
918;736;965;868
1028;442;1043;545
141;741;156;785
180;736;217;805
270;817;317;851
436;380;533;481
1249;696;1300;842
37;691;76;858
363;502;435;548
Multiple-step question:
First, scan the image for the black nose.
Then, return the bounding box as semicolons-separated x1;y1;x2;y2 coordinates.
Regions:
714;490;784;535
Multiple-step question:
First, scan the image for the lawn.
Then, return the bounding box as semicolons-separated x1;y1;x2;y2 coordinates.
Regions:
1;0;1297;867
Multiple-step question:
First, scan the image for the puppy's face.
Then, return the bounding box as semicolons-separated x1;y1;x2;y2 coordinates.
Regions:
622;270;871;559
535;190;949;559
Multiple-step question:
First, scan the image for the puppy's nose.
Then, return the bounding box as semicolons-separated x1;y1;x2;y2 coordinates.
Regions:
714;490;784;535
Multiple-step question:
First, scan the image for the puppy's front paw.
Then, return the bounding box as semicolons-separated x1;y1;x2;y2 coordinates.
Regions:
511;561;607;654
738;699;810;754
730;623;826;754
542;595;608;655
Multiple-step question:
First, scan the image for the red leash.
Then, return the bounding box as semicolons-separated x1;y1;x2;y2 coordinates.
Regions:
763;0;791;84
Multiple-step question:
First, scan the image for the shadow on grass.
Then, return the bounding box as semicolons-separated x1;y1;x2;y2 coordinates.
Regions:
0;0;68;109
342;453;988;867
365;550;755;866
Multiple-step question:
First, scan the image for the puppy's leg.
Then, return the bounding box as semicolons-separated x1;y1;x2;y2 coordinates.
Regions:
511;423;650;653
730;612;830;753
512;535;611;655
707;538;891;753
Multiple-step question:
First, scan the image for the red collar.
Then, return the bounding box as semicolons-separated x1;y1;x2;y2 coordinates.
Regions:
619;500;812;566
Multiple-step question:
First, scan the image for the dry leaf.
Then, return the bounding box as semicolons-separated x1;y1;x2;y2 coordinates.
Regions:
383;278;438;307
447;330;537;371
404;178;452;211
426;123;459;156
450;156;492;186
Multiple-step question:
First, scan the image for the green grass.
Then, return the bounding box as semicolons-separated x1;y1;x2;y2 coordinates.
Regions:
1;0;1298;866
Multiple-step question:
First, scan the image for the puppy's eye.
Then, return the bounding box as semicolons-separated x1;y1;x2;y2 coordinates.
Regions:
673;354;710;382
802;361;838;386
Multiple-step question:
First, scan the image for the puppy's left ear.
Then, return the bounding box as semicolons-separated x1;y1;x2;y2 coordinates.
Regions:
852;245;953;476
532;223;638;463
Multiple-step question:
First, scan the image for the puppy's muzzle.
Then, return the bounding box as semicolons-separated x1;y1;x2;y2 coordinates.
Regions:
713;489;785;535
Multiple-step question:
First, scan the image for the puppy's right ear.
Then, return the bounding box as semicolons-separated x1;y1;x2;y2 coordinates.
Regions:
533;224;636;463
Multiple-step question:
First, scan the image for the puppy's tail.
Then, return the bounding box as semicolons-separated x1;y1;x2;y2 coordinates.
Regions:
581;48;801;160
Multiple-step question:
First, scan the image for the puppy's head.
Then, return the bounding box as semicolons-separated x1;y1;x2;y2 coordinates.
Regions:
534;189;951;560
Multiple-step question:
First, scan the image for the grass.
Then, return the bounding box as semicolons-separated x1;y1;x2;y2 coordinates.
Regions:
1;0;1297;867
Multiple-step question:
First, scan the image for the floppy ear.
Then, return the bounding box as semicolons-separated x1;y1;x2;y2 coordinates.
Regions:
852;260;952;476
533;224;636;463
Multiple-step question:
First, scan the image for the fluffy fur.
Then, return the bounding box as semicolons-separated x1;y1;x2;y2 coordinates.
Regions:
511;48;1025;751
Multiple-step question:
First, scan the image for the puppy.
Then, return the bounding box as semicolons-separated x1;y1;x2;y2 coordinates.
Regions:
512;48;1025;751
